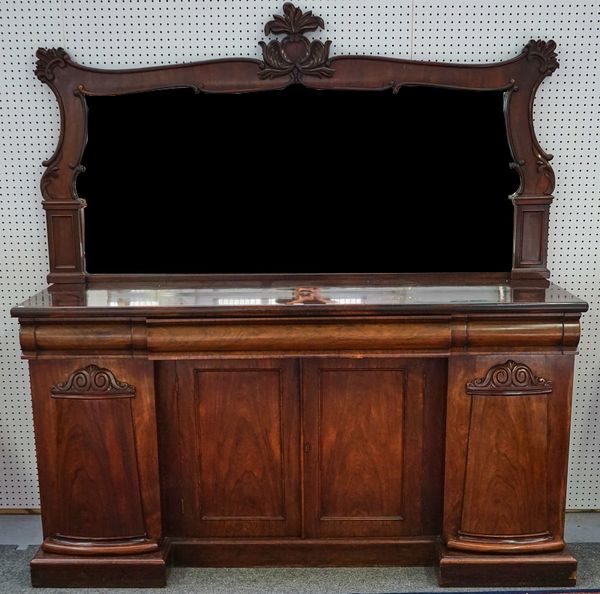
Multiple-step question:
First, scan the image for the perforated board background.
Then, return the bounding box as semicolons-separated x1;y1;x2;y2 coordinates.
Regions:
0;0;598;509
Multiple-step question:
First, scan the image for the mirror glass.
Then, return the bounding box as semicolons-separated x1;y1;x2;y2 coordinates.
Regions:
77;85;519;274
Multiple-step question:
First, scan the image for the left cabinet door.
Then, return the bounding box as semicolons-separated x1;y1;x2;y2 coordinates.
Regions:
157;359;302;538
29;359;162;555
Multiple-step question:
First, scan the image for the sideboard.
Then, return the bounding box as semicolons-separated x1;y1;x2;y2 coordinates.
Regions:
12;283;586;587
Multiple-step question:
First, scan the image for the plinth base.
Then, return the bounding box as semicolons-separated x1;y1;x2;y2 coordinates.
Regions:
30;544;170;588
438;544;577;587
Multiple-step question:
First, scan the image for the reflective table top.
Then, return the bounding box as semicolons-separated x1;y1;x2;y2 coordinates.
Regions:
13;282;588;317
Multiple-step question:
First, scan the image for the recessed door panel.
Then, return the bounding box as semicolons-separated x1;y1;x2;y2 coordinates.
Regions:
159;359;301;537
55;397;145;539
461;394;549;537
196;368;285;521
318;369;405;521
302;358;445;538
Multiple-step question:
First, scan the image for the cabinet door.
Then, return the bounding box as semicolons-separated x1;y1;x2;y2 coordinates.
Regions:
158;359;301;537
443;355;573;554
30;359;161;555
302;358;445;538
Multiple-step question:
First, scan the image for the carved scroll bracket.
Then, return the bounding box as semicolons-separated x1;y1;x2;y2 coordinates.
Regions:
258;2;334;82
466;360;552;396
51;364;135;398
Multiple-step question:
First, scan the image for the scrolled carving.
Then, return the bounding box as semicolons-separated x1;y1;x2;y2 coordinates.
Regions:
537;155;556;194
512;141;556;197
258;2;334;82
523;39;559;75
466;360;552;396
35;47;70;83
51;364;135;397
40;165;60;193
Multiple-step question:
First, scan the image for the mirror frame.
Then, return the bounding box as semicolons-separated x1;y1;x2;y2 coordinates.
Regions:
35;2;558;287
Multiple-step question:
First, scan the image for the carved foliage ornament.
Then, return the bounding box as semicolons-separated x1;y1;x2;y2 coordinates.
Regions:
51;364;135;397
35;47;70;83
258;2;334;82
523;39;559;74
466;360;552;396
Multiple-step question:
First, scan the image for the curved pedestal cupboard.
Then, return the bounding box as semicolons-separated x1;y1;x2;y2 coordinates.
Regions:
13;4;587;588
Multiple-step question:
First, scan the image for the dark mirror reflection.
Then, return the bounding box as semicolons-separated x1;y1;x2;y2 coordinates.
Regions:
77;85;519;274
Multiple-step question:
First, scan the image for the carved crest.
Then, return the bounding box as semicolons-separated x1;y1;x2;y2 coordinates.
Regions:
35;47;70;83
466;360;552;396
258;2;334;82
51;364;135;397
523;39;559;75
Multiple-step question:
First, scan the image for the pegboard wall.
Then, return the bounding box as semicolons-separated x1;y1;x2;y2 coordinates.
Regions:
0;0;598;509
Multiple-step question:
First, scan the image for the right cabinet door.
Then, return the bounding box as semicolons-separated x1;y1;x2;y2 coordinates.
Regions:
302;358;446;538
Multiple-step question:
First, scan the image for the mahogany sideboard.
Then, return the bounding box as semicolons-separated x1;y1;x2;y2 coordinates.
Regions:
12;283;587;587
14;2;589;588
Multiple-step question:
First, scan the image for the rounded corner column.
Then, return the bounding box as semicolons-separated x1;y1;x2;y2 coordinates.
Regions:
439;354;578;587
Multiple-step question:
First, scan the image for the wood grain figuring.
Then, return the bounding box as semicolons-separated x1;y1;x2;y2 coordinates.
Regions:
54;398;146;540
318;369;405;520
464;318;566;350
303;358;444;538
20;315;583;359
460;394;549;536
157;356;445;548
195;369;285;520
33;322;135;354
148;320;451;354
158;359;301;538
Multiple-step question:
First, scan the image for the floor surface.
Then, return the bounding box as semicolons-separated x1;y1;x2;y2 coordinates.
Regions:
0;513;598;593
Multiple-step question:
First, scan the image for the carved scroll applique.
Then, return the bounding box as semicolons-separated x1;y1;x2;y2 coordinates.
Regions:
258;2;334;82
466;360;552;396
51;364;135;397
